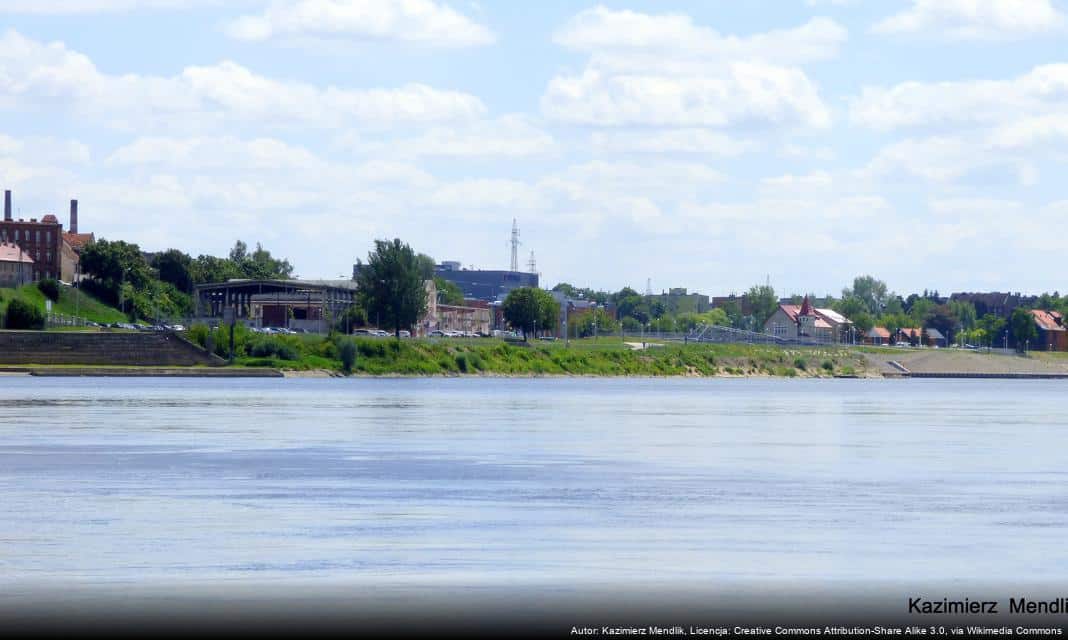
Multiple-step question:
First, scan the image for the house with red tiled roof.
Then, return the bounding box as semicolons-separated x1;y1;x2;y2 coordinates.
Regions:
763;295;854;343
865;326;891;345
0;241;34;288
1030;309;1067;351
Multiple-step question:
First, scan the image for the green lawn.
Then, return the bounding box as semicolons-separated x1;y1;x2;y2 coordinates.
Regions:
0;283;127;326
207;331;873;377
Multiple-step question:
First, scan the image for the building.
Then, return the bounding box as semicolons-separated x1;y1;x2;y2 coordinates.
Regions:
895;327;946;348
647;288;710;315
431;261;539;302
194;279;359;333
865;326;891;346
0;242;34;288
1030;309;1068;351
0;191;88;282
711;294;752;316
764;296;854;343
436;303;492;335
949;292;1036;319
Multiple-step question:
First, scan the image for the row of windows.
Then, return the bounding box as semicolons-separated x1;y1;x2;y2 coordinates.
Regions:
0;229;53;243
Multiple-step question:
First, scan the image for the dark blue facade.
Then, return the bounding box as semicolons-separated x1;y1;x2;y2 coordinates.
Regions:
434;267;539;302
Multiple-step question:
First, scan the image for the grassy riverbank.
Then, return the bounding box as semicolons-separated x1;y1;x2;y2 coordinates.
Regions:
0;284;126;325
225;334;873;377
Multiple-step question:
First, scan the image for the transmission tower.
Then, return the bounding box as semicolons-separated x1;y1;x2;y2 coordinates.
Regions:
527;250;538;274
510;218;521;272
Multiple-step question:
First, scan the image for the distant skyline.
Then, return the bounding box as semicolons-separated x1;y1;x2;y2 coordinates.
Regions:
2;0;1067;297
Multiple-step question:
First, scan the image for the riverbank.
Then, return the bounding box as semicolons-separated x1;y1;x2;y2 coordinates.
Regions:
0;366;283;377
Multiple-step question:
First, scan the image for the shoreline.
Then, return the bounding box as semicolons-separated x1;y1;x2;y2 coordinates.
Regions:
5;366;1066;379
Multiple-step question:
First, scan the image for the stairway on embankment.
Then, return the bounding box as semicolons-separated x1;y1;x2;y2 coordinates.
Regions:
0;331;224;366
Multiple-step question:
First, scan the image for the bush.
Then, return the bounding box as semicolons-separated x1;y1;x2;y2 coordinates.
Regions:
36;278;60;302
248;337;300;361
793;357;807;370
821;360;834;372
5;298;45;330
455;353;470;373
339;340;357;373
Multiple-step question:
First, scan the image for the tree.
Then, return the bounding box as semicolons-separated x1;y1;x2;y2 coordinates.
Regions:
433;277;464;305
908;298;936;326
948;300;977;331
843;275;889;315
152;249;194;293
568;308;618;338
4;298;45;330
503;287;559;341
78;238;151;305
1009;308;1038;351
975;314;1007;347
355;239;428;338
744;284;778;330
924;304;958;343
415;253;437;280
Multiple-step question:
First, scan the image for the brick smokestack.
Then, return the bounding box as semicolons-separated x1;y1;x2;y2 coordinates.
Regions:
70;199;78;233
3;190;10;222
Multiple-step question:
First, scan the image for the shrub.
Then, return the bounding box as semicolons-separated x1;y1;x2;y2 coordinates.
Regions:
793;357;807;370
821;360;834;372
5;298;45;330
455;353;470;373
187;323;210;349
37;278;60;302
339;340;357;374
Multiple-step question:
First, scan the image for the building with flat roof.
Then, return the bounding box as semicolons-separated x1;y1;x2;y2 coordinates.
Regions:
431;261;539;302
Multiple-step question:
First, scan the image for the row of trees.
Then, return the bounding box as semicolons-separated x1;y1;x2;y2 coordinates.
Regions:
78;239;293;321
551;274;1065;349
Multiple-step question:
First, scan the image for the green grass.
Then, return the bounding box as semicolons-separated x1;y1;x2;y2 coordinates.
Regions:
218;334;873;377
0;283;127;326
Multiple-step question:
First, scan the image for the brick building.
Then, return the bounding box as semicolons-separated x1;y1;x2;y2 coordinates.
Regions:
0;191;91;283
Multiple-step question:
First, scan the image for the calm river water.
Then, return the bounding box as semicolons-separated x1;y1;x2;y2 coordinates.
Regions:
2;377;1066;592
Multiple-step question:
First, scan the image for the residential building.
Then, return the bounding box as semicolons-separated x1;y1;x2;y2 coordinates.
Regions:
895;327;946;348
0;242;34;288
764;296;854;343
1030;310;1067;351
865;326;891;346
949;292;1036;319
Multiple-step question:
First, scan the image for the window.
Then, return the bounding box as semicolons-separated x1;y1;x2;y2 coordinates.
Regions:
36;230;40;243
46;231;51;243
14;229;19;241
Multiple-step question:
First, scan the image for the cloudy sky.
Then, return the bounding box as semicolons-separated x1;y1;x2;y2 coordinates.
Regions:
2;0;1066;296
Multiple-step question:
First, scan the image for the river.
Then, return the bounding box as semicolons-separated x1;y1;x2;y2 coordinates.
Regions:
1;377;1065;603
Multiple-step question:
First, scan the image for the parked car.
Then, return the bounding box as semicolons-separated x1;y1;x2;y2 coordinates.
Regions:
398;330;411;338
429;330;446;337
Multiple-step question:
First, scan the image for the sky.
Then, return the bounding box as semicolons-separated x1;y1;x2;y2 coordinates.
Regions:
1;0;1067;298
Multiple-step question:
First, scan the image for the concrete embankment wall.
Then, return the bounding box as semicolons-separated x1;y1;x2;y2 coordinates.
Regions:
0;331;224;366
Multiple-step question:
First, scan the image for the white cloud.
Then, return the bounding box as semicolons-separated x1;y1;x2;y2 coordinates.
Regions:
862;135;1039;184
346;115;556;157
0;0;236;14
0;30;486;131
849;63;1068;131
554;8;845;65
874;0;1064;40
543;62;831;129
107;136;324;171
226;0;494;48
589;129;758;155
542;8;839;130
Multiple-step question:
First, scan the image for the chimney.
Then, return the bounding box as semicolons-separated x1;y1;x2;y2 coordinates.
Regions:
70;199;78;233
4;190;10;222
